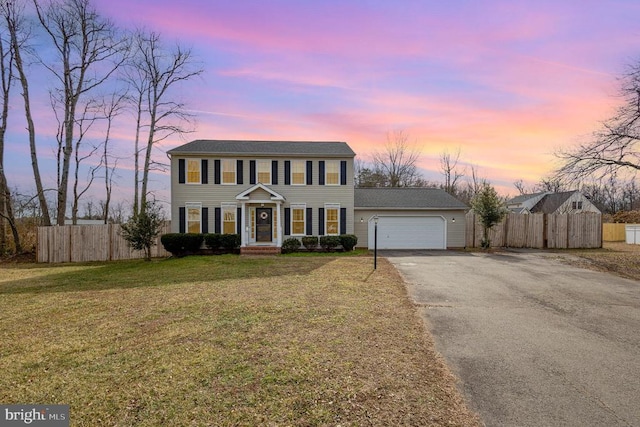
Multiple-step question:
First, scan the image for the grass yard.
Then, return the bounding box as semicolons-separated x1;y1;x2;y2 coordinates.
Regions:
0;255;479;426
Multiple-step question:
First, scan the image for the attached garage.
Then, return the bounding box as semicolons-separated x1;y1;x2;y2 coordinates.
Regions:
368;216;446;249
354;188;468;249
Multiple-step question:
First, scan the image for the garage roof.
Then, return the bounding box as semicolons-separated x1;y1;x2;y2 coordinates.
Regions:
355;188;468;209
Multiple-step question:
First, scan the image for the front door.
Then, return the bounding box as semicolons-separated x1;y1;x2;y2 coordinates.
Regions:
256;208;272;242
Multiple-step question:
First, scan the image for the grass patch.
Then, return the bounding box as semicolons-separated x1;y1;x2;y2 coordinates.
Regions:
556;242;640;281
0;255;478;426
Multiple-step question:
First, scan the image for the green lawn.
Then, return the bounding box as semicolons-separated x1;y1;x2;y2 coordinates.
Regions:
0;255;479;426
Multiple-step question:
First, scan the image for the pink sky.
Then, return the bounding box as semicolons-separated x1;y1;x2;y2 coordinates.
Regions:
5;0;640;211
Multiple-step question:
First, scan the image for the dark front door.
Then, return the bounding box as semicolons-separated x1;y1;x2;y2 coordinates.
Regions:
256;208;272;242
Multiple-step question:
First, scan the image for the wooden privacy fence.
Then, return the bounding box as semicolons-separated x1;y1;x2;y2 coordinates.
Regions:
465;212;602;249
602;223;626;242
37;222;172;263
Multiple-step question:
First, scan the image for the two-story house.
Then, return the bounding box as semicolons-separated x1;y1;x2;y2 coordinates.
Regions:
507;191;601;214
167;140;355;254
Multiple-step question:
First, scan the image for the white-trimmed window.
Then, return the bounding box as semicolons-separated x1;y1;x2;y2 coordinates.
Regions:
291;203;306;236
257;160;271;184
186;202;202;233
325;203;340;235
222;203;237;234
222;159;236;184
187;159;200;184
325;161;339;185
292;160;306;185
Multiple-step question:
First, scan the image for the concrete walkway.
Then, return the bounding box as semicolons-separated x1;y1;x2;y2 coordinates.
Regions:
386;250;640;427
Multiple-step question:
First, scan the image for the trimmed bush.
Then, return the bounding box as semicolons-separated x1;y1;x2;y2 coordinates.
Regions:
160;233;203;257
281;237;301;254
340;234;358;251
203;233;222;250
301;236;319;252
220;234;241;251
319;235;341;252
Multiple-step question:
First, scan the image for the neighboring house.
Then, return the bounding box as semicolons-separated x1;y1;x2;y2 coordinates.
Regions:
354;188;468;249
506;191;549;214
168;139;469;253
167;140;356;254
507;191;601;215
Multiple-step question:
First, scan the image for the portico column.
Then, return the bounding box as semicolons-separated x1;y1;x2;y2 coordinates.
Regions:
240;201;247;247
276;202;282;246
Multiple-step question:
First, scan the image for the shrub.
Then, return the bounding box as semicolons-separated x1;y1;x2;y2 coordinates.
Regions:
281;237;301;254
319;235;341;252
301;236;319;252
160;233;203;257
220;234;241;251
340;234;358;251
203;233;222;250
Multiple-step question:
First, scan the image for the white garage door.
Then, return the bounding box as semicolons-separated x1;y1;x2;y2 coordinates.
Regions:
368;216;446;249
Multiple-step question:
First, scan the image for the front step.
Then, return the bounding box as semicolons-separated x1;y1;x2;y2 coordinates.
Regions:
240;246;281;256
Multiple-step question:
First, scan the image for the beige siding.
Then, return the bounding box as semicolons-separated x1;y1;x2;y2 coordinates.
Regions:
354;209;467;248
171;155;355;235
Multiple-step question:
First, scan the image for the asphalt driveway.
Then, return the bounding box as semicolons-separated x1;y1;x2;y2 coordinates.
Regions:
386;250;640;427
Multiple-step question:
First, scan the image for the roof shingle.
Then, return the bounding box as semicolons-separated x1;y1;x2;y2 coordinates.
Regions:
355;188;468;209
167;139;355;157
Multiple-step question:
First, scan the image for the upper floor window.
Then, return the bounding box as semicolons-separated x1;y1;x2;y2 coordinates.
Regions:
292;160;306;185
257;160;271;184
325;161;339;185
186;159;200;184
222;159;236;184
572;201;583;210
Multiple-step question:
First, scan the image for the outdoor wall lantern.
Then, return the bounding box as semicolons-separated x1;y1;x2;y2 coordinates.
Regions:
452;217;456;223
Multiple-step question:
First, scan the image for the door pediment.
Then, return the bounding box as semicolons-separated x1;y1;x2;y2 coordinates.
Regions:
236;183;285;201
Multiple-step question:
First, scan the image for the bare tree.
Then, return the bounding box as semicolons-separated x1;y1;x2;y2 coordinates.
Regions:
100;91;126;223
440;147;464;196
35;0;129;225
555;60;640;182
371;130;423;187
3;0;51;226
0;6;21;253
125;30;203;215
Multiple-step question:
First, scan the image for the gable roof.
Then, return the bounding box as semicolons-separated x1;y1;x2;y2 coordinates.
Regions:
236;183;285;201
167;139;355;157
354;188;468;210
530;190;577;213
507;191;549;205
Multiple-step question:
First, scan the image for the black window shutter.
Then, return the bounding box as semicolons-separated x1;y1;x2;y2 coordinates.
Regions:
284;161;291;185
306;161;313;185
214;207;221;234
284;208;291;235
319;161;325;185
178;159;185;184
340;161;347;185
318;208;325;235
202;207;209;233
201;159;208;184
179;207;186;233
237;160;243;184
340;208;347;234
306;208;312;235
237;207;242;234
250;160;256;185
214;160;221;184
272;160;278;185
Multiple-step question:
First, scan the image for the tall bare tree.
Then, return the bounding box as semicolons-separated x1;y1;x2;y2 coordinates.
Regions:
3;0;51;226
126;30;203;215
35;0;128;225
555;60;640;182
0;5;21;252
440;147;464;196
372;130;423;187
